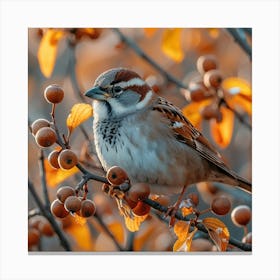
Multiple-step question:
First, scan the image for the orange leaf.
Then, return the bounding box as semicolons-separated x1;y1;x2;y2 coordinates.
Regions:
66;103;93;134
222;77;251;97
37;29;64;78
227;94;252;116
44;159;79;188
65;216;94;251
202;217;230;251
162;28;184;62
181;206;193;217
143;28;158;37
173;221;197;252
107;221;125;244
182;99;212;128
124;214;147;232
210;106;234;148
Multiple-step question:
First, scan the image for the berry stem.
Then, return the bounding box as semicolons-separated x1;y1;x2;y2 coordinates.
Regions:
38;150;51;208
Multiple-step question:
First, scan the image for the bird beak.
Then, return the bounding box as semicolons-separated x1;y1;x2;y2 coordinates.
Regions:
84;86;110;101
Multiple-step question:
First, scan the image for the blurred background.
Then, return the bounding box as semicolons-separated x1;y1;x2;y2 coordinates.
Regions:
28;28;252;252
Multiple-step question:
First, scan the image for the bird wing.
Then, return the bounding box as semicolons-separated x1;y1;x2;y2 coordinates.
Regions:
152;97;237;178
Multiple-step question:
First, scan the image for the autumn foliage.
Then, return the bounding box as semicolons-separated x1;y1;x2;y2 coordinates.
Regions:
28;28;252;252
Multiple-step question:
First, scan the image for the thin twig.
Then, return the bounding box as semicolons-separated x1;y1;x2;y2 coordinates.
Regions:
72;163;251;251
94;213;125;251
38;150;51;208
226;28;252;61
112;28;188;90
142;197;252;251
28;179;72;251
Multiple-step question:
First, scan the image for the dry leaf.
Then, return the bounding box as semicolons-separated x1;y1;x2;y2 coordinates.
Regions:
181;206;193;217
66;103;93;134
37;29;64;78
162;28;184;62
44;159;79;188
65;218;94;251
210;106;234;148
143;28;158;37
202;217;230;251
227;94;252;116
107;221;125;244
222;77;251;97
182;99;212;128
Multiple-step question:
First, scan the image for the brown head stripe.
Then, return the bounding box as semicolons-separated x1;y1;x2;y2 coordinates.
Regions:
126;85;151;101
113;69;141;83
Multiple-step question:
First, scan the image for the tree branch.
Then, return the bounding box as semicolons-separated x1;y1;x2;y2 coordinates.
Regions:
226;28;252;61
112;28;188;90
28;179;72;251
73;163;252;251
38;150;51;208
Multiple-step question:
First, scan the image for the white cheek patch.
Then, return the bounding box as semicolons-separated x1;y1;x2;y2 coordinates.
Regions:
115;78;146;88
135;90;153;110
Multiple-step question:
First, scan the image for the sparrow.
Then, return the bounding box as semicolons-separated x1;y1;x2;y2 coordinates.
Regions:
84;68;252;198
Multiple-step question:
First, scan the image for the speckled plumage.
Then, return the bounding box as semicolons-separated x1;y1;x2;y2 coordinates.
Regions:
85;68;252;193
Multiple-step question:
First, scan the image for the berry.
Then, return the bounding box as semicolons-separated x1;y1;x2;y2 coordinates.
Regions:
29;215;45;230
48;150;61;169
132;201;151;216
58;149;78;170
211;196;231;215
31;118;50;136
51;199;69;218
35;127;57;147
124;195;138;209
231;205;251;227
197;55;218;74
39;219;54;237
106;166;129;185
188;84;207;102
242;232;252;244
44;84;64;104
56;186;75;203
64;195;82;212
203;69;223;88
127;183;150;202
102;183;110;194
28;228;40;248
80;199;96;217
200;104;222;121
188;192;199;206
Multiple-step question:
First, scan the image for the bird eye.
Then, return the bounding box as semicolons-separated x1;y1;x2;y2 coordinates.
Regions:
113;86;123;94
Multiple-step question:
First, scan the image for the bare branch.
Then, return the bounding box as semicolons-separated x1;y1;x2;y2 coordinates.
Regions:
226;28;252;61
112;28;188;91
28;179;72;251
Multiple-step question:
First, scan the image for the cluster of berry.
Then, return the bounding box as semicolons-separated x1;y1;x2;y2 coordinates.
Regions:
51;186;96;218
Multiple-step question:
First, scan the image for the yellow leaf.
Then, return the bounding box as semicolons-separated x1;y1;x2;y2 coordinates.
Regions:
66;103;93;134
37;29;64;78
124;214;147;232
107;221;125;244
162;28;184;62
227;94;252;116
210;106;234;148
181;206;193;217
44;159;79;188
65;218;94;251
203;217;230;251
173;221;190;251
144;28;158;37
185;227;198;251
222;77;251;97
182;99;212;128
